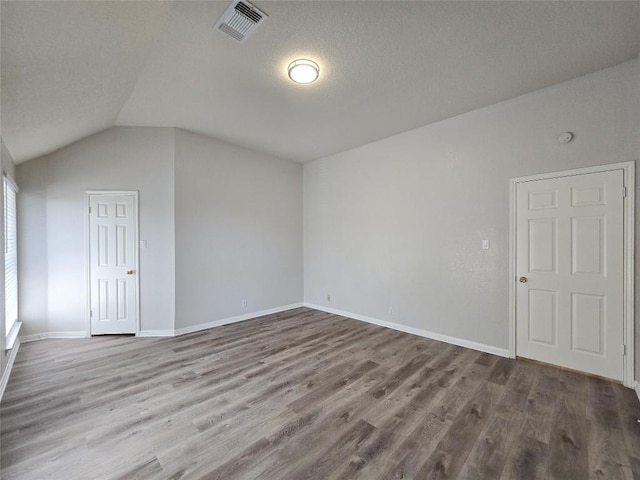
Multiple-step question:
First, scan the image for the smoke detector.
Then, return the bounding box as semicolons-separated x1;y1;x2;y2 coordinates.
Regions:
557;132;574;144
214;1;268;43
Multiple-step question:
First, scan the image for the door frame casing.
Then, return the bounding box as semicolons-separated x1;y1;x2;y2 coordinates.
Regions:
508;161;635;387
85;190;141;337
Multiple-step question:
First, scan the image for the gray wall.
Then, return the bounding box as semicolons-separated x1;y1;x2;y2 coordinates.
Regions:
11;59;639;380
304;60;640;374
17;127;304;336
174;129;303;330
17;127;176;335
16;156;48;336
2;139;16;180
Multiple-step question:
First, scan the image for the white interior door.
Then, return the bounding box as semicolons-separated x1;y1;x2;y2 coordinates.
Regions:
516;170;624;380
89;193;138;335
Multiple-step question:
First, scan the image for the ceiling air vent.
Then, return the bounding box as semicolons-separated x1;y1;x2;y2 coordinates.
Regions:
214;1;268;43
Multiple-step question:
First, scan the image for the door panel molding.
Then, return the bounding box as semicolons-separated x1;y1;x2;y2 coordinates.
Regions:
509;161;634;387
85;190;140;336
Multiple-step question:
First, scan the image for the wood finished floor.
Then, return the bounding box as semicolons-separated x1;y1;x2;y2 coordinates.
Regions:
2;307;640;480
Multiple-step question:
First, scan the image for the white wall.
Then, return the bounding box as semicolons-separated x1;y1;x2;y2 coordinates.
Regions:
304;60;640;372
17;127;176;335
174;129;303;330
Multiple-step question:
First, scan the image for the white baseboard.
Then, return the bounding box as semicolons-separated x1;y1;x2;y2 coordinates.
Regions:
138;330;175;337
0;337;20;401
174;303;304;337
20;331;86;343
47;331;86;339
635;381;640;403
304;303;510;358
17;305;305;341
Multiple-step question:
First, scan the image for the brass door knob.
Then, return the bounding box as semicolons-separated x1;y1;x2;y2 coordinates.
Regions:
126;270;135;275
519;276;527;283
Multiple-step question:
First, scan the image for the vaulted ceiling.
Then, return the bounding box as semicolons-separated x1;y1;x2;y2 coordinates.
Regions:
2;1;639;164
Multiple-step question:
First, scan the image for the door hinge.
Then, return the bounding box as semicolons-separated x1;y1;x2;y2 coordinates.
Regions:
622;186;627;198
89;206;92;214
623;344;627;355
90;310;93;317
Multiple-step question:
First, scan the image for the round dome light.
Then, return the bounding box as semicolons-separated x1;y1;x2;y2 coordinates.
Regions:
288;59;319;84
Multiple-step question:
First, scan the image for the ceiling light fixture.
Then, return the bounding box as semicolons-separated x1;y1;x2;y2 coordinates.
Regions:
288;59;319;84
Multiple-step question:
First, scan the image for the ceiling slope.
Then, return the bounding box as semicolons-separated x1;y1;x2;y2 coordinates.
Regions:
2;1;639;164
116;1;639;162
0;1;170;163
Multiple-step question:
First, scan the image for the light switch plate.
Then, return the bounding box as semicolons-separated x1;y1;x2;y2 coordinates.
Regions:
482;239;490;250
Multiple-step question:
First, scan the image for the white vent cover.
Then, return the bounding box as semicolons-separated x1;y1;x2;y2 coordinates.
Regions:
214;1;268;43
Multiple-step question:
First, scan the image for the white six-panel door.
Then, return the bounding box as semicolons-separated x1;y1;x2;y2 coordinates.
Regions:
89;193;138;335
516;170;624;380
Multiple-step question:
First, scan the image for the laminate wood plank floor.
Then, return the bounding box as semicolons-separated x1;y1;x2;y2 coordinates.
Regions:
2;307;640;480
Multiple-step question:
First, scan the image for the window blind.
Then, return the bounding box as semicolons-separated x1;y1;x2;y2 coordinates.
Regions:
4;175;17;337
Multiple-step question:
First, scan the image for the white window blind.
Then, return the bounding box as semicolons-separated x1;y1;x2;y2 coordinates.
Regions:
4;174;18;337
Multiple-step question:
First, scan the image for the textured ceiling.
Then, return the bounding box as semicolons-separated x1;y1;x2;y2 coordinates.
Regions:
2;1;639;164
0;1;171;163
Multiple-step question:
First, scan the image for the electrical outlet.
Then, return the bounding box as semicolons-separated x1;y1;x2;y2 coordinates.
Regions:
327;294;331;302
241;299;247;308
